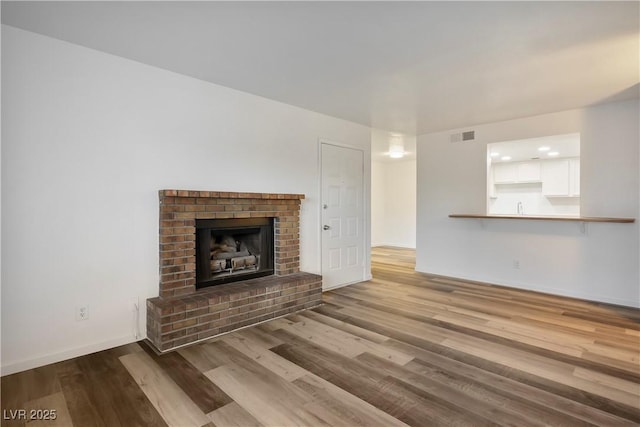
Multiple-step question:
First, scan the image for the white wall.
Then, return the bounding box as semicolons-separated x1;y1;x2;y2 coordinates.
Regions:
1;26;371;374
371;159;416;248
371;161;386;246
417;99;639;307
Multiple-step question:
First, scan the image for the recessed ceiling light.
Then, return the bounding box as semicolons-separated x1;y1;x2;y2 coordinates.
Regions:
538;146;551;152
389;151;405;159
548;151;559;156
501;156;511;161
490;152;500;157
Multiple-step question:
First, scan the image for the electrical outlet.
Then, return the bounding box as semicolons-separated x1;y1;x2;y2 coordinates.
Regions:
513;260;520;269
76;305;89;321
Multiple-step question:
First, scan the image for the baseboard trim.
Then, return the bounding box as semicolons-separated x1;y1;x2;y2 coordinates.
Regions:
323;279;362;292
1;335;138;376
415;268;640;309
372;244;416;249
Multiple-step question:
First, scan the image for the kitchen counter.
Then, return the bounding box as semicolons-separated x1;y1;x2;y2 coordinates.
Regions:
449;214;635;223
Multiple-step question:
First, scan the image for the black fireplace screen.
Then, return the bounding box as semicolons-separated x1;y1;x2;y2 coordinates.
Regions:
195;217;274;288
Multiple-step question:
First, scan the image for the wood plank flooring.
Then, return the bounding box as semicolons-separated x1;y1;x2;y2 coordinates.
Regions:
2;246;639;426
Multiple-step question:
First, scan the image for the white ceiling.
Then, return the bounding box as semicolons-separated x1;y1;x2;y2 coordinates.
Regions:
2;1;639;137
489;133;580;163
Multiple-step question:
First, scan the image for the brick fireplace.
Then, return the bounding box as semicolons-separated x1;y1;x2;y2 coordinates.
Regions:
146;190;322;352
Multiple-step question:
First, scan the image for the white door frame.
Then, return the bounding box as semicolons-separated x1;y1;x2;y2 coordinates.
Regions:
318;138;367;290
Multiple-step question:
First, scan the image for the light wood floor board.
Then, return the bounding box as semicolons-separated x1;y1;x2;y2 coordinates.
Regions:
207;402;263;427
292;373;411;427
119;351;210;427
221;332;308;382
2;247;639;426
203;363;323;427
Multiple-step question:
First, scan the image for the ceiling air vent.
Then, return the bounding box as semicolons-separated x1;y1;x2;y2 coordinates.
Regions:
450;130;475;143
462;131;475;141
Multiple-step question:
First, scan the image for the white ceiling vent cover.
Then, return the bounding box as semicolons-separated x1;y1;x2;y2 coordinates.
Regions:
450;130;475;143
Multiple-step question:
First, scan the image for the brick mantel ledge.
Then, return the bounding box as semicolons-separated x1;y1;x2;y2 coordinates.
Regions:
160;189;305;200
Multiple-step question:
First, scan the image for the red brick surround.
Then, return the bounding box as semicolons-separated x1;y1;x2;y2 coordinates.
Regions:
147;273;322;351
158;190;304;298
147;190;322;352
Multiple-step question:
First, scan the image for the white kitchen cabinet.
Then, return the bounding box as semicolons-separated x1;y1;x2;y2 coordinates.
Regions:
488;165;496;198
493;163;518;183
541;159;570;196
570;158;580;196
517;161;541;182
493;161;541;184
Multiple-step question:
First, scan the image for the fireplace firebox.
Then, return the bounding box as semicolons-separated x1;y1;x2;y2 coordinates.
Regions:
195;217;274;289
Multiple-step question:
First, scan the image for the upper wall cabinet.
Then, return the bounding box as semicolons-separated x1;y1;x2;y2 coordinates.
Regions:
541;159;569;196
541;158;580;197
493;161;541;184
493;162;517;183
570;158;580;196
518;161;542;182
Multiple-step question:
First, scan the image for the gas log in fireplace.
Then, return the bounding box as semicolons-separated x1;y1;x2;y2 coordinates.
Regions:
195;217;274;288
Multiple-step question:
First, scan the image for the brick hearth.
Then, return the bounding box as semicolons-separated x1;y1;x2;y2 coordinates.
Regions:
146;190;322;352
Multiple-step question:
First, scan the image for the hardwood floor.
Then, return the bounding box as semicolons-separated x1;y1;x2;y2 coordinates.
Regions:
2;246;639;426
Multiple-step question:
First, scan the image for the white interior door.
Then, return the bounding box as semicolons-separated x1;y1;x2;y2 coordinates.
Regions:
321;143;364;289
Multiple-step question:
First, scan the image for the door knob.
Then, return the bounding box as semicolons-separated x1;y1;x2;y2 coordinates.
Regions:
323;225;331;230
